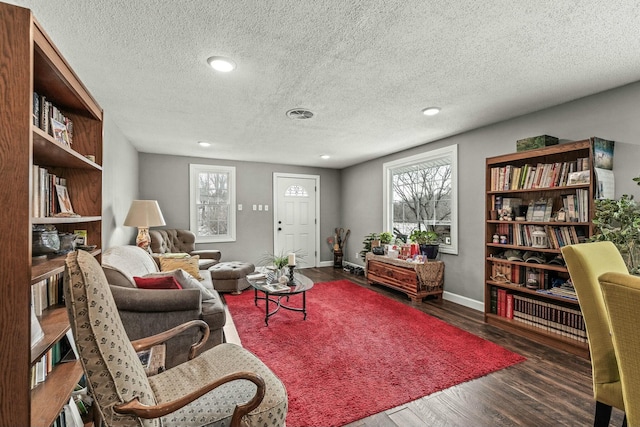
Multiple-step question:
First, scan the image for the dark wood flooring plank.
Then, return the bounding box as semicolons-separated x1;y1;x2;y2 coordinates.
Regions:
287;267;627;427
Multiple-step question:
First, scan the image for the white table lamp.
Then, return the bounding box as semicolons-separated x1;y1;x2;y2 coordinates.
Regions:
124;200;166;251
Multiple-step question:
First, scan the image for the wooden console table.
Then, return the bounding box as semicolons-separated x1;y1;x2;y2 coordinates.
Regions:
366;253;444;302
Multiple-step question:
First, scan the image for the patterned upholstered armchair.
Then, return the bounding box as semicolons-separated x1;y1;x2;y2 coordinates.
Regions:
149;229;221;269
64;250;288;427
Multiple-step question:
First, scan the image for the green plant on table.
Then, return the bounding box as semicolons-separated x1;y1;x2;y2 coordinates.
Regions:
257;250;304;270
379;231;394;245
410;229;440;245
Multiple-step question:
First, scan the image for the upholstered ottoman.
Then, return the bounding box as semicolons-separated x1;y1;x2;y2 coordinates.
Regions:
209;261;255;294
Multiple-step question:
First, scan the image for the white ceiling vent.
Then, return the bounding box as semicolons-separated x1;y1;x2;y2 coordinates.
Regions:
286;108;314;120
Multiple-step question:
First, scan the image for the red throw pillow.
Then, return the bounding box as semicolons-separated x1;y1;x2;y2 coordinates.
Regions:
133;276;182;290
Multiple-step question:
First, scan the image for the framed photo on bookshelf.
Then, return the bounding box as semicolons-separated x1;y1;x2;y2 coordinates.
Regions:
55;184;74;213
567;170;590;186
531;199;548;222
51;118;70;147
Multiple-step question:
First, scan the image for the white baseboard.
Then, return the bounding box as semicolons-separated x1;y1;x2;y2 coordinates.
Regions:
442;291;483;312
316;260;362;268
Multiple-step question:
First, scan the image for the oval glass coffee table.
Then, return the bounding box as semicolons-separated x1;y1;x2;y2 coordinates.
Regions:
247;272;314;326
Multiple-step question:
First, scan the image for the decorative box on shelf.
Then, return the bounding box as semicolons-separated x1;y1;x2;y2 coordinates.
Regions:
516;135;559;152
365;253;444;302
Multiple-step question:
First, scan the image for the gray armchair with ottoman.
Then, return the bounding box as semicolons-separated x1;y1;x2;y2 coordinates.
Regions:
150;228;255;294
102;245;226;368
149;228;221;269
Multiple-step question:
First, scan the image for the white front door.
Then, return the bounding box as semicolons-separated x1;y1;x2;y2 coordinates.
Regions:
273;173;319;268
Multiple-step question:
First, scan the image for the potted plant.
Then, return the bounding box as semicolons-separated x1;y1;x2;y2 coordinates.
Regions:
360;233;380;260
257;250;303;277
410;229;440;259
591;193;640;275
379;231;394;245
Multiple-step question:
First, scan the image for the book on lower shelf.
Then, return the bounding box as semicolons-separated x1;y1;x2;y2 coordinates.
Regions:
30;304;44;348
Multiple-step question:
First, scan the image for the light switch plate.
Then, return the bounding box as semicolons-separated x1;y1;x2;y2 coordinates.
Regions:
238;204;243;211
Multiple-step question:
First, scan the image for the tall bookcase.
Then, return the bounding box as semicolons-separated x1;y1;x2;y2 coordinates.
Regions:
484;140;594;358
0;3;103;425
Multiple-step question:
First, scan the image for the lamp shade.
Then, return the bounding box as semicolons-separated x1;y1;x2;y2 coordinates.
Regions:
124;200;166;227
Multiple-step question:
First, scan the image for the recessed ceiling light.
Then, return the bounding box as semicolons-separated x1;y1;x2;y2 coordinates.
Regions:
207;56;236;72
320;154;331;160
422;107;441;116
286;108;314;120
198;141;212;147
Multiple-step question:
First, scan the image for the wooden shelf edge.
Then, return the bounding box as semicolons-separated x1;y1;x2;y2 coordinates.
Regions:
486;139;591;165
486;184;590;194
32;248;101;283
32;215;102;224
485;281;580;305
33;126;102;170
485;314;589;358
31;360;84;427
486;257;568;273
486;243;562;254
31;305;70;363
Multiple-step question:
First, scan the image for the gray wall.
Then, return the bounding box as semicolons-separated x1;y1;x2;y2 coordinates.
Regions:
103;81;640;309
137;153;341;267
342;81;640;309
102;113;139;248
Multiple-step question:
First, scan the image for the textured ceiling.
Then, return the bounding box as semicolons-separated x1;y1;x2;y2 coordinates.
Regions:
9;0;640;168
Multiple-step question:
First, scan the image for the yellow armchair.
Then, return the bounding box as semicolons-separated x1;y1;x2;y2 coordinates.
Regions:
599;272;640;427
562;241;628;426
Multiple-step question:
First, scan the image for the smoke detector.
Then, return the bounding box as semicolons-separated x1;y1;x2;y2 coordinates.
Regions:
286;108;314;120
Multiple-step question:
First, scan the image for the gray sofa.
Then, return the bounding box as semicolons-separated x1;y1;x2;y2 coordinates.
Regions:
102;245;226;368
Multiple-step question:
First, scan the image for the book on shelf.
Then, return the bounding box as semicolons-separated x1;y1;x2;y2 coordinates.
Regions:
30;330;77;389
30;304;44;347
512;294;586;342
74;230;87;246
31;272;64;315
34;92;74;144
33;166;69;217
489;158;593;191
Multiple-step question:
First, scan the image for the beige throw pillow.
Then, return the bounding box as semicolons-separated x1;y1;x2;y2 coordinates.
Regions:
159;255;203;280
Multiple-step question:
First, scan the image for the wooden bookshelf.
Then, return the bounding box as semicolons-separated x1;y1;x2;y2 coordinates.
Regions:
484;140;594;358
0;3;103;425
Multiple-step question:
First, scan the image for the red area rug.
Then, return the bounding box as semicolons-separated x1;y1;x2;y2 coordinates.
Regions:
225;280;525;427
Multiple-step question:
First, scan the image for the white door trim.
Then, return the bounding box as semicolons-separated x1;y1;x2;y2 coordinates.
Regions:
273;173;320;268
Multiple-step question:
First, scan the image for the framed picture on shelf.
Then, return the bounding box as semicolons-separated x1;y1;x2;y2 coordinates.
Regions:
531;199;548;222
51;118;70;147
55;184;74;213
567;170;590;186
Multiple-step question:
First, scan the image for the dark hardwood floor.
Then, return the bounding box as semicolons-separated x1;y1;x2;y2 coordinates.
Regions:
291;266;625;427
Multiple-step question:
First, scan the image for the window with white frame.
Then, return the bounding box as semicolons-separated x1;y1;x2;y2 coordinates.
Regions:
189;164;236;243
383;145;458;254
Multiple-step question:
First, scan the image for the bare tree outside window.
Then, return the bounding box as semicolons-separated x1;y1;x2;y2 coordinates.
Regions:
383;145;457;254
392;164;451;240
197;171;229;236
190;164;236;242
